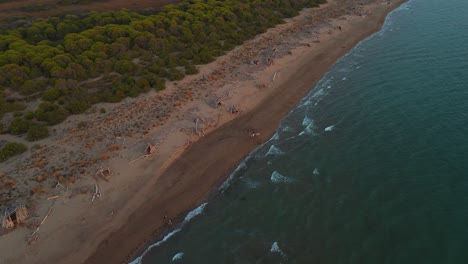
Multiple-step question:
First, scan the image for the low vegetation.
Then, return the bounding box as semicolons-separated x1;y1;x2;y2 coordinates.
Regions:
0;142;27;162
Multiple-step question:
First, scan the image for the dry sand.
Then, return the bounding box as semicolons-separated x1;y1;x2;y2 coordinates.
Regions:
0;0;406;263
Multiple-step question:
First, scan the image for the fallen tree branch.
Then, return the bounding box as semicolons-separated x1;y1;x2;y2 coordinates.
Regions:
28;206;53;242
47;195;59;201
92;183;101;202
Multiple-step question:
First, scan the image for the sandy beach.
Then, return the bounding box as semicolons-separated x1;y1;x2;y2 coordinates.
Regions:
0;0;406;263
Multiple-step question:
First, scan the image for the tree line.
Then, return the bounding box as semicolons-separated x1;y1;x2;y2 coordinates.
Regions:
0;0;325;144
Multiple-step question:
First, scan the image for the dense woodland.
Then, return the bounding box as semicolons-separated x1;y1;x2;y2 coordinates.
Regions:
0;0;325;161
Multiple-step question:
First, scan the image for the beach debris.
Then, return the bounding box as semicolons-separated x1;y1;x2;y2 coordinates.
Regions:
215;96;226;108
47;195;59;201
92;183;101;202
95;166;113;182
164;215;173;227
229;105;241;115
182;138;192;149
194;117;206;137
272;72;278;82
55;181;64;189
145;143;157;155
28;206;53;244
129;143;158;164
2;205;28;229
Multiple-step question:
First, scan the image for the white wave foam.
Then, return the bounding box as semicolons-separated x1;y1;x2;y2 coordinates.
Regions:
219;161;247;191
129;204;208;264
184;203;207;223
266;145;284;156
129;228;182;264
270;171;294;184
282;126;294;132
311;88;325;98
271;242;286;257
324;125;335;132
172;252;184;261
302;116;314;127
342;77;347;81
244;178;261;189
299;122;315;136
313;168;320;175
271;133;280;140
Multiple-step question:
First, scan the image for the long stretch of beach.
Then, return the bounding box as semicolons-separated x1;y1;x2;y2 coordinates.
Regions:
0;0;406;263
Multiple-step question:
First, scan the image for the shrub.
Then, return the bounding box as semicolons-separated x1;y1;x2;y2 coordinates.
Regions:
0;142;27;162
27;124;49;141
42;87;60;101
185;64;199;75
66;100;89;114
167;68;185;81
9;118;31;135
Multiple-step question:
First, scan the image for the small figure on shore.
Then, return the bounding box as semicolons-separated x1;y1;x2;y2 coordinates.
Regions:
249;130;260;138
164;215;173;227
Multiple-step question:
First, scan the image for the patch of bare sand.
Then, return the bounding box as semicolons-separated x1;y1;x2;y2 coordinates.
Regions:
0;0;407;263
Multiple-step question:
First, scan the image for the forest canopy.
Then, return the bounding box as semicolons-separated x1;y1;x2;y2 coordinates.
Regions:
0;0;326;139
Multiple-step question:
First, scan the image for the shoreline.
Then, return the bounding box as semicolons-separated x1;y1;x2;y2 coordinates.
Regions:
0;0;407;263
85;0;407;263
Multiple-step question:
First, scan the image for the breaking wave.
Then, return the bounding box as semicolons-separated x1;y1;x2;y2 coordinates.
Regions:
270;171;294;184
129;203;208;264
266;145;285;156
172;252;184;261
271;241;287;258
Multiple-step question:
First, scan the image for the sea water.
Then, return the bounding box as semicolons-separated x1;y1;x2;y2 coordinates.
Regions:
138;0;468;262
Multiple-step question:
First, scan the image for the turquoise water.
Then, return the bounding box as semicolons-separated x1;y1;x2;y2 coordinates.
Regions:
138;0;468;263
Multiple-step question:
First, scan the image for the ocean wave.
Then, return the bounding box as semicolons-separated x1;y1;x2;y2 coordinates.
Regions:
281;125;295;133
302;116;314;127
270;241;287;258
299;121;316;136
324;125;335;132
271;132;280;141
172;252;184;261
129;229;182;264
219;160;248;191
184;203;208;223
129;204;208;264
270;171;294;184
313;168;320;175
266;145;285;156
311;88;325;98
243;178;262;189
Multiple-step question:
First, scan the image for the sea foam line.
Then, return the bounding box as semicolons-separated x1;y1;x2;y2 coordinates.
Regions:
129;203;208;264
